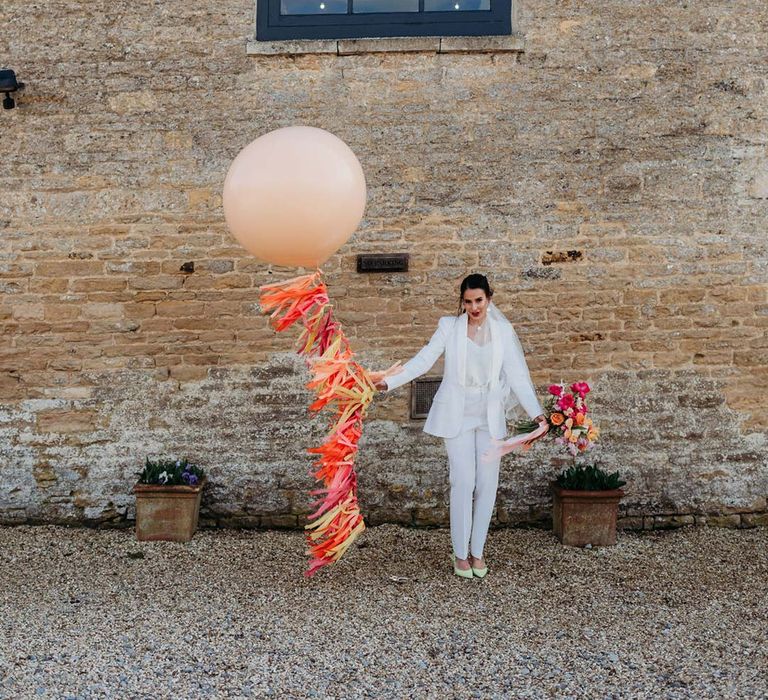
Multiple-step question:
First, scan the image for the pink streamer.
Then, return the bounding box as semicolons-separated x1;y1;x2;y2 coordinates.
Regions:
483;422;550;462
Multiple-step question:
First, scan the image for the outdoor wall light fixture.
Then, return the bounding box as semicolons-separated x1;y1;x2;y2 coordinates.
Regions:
0;69;25;110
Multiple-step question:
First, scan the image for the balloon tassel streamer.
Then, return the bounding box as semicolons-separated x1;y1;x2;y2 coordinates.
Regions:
260;271;375;577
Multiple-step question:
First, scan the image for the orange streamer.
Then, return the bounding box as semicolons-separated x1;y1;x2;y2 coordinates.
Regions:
260;271;375;576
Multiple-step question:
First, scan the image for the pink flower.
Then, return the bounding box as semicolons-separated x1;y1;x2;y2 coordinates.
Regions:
548;384;563;397
558;394;575;411
570;382;590;397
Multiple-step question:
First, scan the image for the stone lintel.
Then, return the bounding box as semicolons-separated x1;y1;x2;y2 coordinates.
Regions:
246;39;338;56
438;35;525;53
338;37;441;55
247;34;525;57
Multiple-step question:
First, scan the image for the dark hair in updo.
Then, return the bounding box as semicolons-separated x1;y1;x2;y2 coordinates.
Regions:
457;273;493;316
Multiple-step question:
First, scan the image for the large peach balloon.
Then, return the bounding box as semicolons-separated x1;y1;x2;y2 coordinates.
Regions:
222;126;367;268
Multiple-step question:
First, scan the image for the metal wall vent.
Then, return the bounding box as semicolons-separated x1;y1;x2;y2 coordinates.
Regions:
410;376;442;419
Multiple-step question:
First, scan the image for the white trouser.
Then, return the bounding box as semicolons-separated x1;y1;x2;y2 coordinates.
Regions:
443;389;501;560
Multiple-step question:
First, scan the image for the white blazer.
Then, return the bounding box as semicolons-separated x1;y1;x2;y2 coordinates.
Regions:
385;313;544;440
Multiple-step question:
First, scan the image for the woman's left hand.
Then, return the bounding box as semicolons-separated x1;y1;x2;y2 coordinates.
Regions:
522;415;549;446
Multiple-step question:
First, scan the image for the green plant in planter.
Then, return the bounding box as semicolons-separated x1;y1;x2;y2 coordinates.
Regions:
555;463;626;491
138;457;205;487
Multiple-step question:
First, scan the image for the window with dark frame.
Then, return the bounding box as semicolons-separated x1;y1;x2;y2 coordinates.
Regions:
256;0;512;41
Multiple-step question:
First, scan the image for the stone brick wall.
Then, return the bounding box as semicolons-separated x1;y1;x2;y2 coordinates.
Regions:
1;1;766;531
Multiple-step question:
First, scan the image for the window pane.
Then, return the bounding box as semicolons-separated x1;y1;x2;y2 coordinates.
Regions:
281;0;347;14
353;0;418;11
424;0;490;10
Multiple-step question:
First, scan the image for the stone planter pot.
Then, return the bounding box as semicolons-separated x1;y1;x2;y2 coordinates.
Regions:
551;481;624;547
133;479;205;542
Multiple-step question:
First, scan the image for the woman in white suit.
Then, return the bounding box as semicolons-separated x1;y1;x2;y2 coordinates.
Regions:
374;274;548;579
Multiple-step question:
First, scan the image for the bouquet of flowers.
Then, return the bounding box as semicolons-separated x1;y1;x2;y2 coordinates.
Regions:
493;381;600;457
490;381;621;491
516;381;600;456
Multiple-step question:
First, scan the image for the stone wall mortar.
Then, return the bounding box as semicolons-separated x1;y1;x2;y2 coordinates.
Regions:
1;0;766;526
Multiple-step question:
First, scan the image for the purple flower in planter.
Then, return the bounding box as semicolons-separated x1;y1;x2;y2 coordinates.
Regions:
188;474;199;486
182;472;191;484
183;463;191;472
175;460;181;468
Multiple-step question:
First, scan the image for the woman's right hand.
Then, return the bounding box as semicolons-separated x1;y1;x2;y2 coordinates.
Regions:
369;361;403;390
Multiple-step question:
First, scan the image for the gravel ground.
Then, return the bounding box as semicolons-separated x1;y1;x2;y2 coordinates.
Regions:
0;523;766;700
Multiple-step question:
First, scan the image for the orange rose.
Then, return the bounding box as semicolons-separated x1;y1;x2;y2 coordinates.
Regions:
550;413;565;426
575;413;585;426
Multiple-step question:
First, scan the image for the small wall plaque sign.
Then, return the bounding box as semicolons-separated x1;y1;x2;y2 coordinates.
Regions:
357;253;409;273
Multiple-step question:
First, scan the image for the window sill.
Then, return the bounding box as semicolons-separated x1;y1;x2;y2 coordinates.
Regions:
246;34;525;56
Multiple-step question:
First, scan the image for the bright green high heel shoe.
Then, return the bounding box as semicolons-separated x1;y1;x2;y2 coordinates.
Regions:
470;556;488;579
451;553;474;579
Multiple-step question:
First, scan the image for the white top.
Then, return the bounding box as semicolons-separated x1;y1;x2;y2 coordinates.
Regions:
465;337;492;388
382;312;545;439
